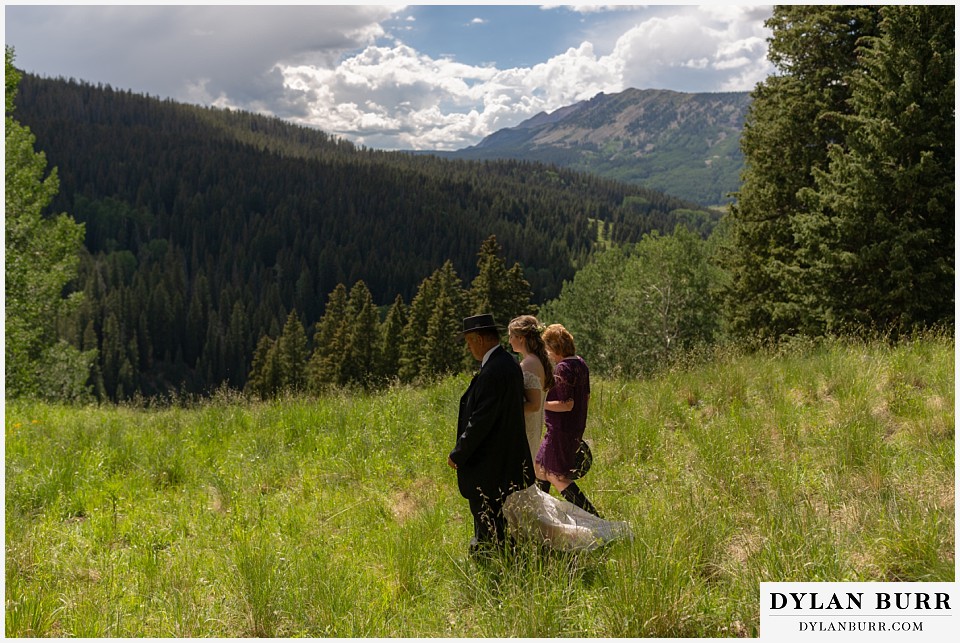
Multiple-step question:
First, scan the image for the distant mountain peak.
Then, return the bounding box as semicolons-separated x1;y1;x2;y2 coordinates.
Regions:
444;87;751;206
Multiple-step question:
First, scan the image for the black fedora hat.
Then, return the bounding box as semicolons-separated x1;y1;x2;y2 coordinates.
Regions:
458;313;501;337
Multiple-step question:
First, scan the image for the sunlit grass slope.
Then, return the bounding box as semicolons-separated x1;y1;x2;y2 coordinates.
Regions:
5;333;953;636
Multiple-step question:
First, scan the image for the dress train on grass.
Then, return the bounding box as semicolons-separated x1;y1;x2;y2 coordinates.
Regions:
503;485;632;552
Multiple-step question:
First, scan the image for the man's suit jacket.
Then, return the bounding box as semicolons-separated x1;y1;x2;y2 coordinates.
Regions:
450;345;534;501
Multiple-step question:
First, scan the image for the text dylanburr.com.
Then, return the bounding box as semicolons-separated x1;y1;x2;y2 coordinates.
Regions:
760;582;956;641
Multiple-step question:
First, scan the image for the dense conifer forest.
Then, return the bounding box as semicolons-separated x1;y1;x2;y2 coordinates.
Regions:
13;74;713;400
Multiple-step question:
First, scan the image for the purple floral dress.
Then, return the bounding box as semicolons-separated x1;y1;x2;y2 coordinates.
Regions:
536;355;590;477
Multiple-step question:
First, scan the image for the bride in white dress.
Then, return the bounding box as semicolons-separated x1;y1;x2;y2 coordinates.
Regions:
505;316;631;552
507;315;551;461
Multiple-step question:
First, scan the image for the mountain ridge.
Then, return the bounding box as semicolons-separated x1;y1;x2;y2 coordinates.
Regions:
428;87;751;205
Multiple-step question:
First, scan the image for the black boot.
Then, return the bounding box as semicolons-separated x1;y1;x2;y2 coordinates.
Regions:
561;482;601;517
536;479;551;493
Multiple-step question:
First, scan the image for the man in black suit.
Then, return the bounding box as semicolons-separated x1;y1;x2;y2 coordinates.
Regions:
448;313;534;555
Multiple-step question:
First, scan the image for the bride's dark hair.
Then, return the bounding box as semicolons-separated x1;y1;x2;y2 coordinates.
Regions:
508;315;554;391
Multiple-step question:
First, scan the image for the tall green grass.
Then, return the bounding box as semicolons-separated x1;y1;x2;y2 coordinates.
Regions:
5;334;954;636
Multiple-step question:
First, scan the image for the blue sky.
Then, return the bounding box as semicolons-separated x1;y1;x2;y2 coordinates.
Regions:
4;3;775;151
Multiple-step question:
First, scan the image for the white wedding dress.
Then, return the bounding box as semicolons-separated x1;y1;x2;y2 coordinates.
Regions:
522;370;546;461
507;369;632;552
503;485;632;552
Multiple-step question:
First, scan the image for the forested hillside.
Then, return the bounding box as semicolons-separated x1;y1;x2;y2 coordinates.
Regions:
13;74;712;400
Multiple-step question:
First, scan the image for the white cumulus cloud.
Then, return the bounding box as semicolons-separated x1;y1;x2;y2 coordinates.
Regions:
6;4;773;151
275;5;772;150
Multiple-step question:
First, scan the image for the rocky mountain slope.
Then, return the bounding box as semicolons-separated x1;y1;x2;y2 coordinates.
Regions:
431;88;752;206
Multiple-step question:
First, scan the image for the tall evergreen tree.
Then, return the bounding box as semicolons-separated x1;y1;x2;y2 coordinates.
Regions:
400;260;467;382
399;274;441;383
722;7;881;340
198;316;224;389
147;283;175;363
431;260;470;376
185;272;211;367
379;294;407;383
469;235;536;326
100;312;123;399
121;336;140;399
134;310;152;373
422;289;463;378
341;281;381;387
505;262;537;317
276;309;308;392
307;283;348;390
245;335;278;399
797;4;954;335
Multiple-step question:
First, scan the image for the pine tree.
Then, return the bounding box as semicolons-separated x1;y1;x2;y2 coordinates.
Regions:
245;335;277;399
470;236;503;316
276;309;308;392
100;312;123;400
120;336;140;399
504;262;537;318
379;294;407;383
399;274;441;383
147;283;175;364
136;310;153;372
339;281;381;386
400;260;467;382
722;7;881;340
432;260;469;376
185;273;210;367
468;235;536;326
307;283;348;390
798;5;954;335
198;316;224;388
294;261;320;321
82;318;99;354
422;289;463;377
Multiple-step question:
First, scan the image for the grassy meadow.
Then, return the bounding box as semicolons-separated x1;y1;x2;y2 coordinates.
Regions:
4;334;954;637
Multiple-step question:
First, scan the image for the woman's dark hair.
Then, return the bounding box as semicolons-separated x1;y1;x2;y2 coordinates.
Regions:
508;315;554;390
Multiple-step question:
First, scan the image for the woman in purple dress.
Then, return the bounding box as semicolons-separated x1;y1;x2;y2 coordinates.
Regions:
534;324;600;517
